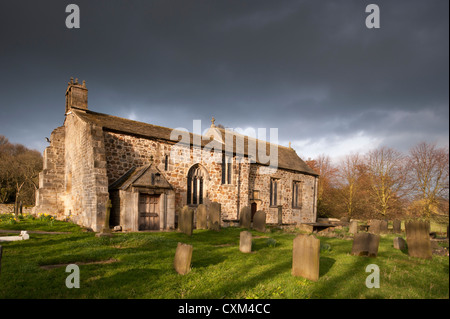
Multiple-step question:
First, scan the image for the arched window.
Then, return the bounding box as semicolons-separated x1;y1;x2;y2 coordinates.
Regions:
187;164;207;205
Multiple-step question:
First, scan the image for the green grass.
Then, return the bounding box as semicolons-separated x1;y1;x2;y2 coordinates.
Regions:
0;216;448;299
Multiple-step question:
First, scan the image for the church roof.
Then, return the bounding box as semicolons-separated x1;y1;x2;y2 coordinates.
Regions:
71;107;318;176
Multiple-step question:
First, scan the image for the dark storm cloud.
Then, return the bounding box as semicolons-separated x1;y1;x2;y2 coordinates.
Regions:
0;0;448;158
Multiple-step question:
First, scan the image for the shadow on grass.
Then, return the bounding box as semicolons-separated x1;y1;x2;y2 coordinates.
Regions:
319;257;336;277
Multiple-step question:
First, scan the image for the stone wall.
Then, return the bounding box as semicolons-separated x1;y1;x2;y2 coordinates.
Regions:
0;204;33;215
33;126;65;216
63;113;109;231
103;131;251;221
249;165;317;224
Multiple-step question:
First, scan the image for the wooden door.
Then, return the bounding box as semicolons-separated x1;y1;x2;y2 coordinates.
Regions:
138;194;160;230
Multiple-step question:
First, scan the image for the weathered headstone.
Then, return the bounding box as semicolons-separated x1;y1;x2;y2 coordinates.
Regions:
393;220;402;233
196;204;207;230
292;234;320;281
349;220;358;235
174;242;193;275
96;199;114;238
239;231;252;253
369;220;382;235
380;220;388;234
405;220;432;259
393;237;406;250
253;210;266;232
239;206;251;229
277;205;283;225
179;205;194;236
208;202;221;231
351;232;380;257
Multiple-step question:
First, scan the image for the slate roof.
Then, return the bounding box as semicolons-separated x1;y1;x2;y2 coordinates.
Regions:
71;107;318;176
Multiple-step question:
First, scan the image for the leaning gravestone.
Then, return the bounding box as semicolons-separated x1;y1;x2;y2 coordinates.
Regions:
208;202;221;231
369;220;382;235
393;220;402;233
393;237;406;250
179;205;194;236
292;234;320;282
174;242;193;275
351;233;380;257
349;220;358;235
405;220;432;259
239;231;252;253
253;210;266;232
239;206;251;229
196;204;207;230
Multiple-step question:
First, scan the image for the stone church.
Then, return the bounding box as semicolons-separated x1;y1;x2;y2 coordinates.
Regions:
33;79;319;232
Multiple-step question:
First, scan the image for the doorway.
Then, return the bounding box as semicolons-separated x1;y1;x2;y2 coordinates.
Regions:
138;194;160;230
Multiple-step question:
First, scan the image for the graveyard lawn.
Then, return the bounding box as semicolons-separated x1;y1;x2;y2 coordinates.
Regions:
0;217;448;299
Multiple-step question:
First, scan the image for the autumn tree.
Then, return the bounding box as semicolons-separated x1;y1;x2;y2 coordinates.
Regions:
407;142;449;217
336;153;363;218
366;147;406;217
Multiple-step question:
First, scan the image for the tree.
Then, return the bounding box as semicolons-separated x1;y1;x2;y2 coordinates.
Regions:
336;153;362;218
366;147;406;217
407;142;449;217
306;155;338;217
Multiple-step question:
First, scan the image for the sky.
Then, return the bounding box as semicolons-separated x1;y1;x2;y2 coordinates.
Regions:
0;0;448;162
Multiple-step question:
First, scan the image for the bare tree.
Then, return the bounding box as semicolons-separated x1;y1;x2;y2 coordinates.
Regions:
408;142;449;217
336;153;362;218
366;147;406;217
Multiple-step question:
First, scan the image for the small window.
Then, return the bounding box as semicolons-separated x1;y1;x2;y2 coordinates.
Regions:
292;181;302;208
221;154;233;184
164;154;169;171
270;178;278;206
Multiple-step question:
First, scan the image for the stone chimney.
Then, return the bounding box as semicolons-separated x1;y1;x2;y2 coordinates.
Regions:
65;77;88;113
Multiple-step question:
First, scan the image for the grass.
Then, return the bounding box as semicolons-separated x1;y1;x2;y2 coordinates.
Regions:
0;214;448;299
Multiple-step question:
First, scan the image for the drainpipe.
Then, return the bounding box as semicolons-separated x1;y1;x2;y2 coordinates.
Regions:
236;161;241;220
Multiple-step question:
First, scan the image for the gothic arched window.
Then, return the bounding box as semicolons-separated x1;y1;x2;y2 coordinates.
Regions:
187;164;207;205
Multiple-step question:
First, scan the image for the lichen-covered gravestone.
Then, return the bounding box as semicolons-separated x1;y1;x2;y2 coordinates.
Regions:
179;205;194;236
208;202;221;231
239;231;252;253
239;206;251;229
405;220;432;259
252;210;266;232
174;242;193;275
351;233;380;257
292;234;320;282
349;220;358;235
393;237;406;250
393;220;402;233
369;220;382;235
196;204;207;230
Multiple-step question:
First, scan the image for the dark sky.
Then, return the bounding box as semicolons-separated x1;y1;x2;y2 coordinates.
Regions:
0;0;448;161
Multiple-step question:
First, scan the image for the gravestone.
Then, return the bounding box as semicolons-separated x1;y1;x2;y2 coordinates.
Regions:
393;220;402;233
239;206;251;229
208;202;221;231
380;220;388;234
277;205;283;225
292;234;320;282
239;231;252;253
253;210;266;233
196;204;207;230
369;220;382;235
96;199;114;238
351;232;380;257
179;205;194;236
405;220;432;259
340;216;350;223
393;237;406;250
174;242;193;275
349;220;358;235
